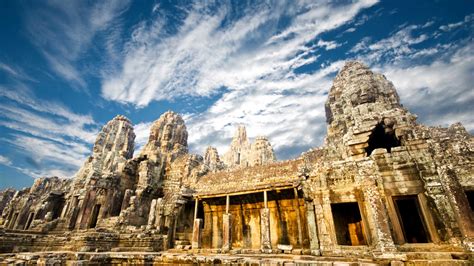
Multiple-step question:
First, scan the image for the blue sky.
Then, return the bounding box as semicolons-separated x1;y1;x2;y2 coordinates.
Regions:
0;0;473;189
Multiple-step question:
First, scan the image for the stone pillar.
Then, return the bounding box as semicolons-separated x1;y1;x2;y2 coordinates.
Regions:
293;188;303;246
314;191;333;255
60;201;70;218
166;215;176;248
362;180;398;257
222;213;232;251
154;198;163;232
147;199;157;229
192;218;203;249
260;208;271;252
306;201;320;254
194;198;199;220
120;189;133;212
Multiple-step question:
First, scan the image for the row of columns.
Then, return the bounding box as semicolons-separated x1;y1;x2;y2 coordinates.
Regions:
191;188;316;253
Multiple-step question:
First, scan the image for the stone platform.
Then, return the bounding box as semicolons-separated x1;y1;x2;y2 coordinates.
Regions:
0;251;472;265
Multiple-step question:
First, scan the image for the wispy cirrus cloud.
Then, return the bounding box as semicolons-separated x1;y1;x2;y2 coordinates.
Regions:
0;85;98;178
24;0;130;89
0;62;37;82
439;14;473;31
101;0;378;158
102;0;378;106
0;155;12;166
380;42;474;130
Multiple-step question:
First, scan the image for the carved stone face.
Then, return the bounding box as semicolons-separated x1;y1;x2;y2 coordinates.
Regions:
162;124;174;142
350;84;376;106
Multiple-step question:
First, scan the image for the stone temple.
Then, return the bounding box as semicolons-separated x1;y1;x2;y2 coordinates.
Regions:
0;61;472;265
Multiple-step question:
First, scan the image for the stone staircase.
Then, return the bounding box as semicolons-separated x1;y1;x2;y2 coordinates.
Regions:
172;232;192;250
402;251;472;266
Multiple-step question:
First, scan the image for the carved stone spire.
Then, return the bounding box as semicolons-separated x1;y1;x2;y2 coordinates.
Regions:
73;115;135;184
140;111;188;157
222;125;276;168
203;146;223;172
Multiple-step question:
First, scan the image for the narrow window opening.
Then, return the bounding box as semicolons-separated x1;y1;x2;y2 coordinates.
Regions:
331;202;367;246
393;196;430;243
366;122;400;156
465;190;474;212
88;204;101;229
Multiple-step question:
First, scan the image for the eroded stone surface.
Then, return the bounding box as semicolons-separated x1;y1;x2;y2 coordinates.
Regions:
222;125;276;168
0;61;472;264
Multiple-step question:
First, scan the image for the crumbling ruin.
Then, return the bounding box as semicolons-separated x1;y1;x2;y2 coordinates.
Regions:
0;61;472;265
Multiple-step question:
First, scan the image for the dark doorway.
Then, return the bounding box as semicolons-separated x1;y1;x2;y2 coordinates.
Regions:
331;202;367;245
24;212;35;230
393;196;430;243
88;204;101;229
176;200;195;234
465;191;474;212
366;122;400;156
51;194;65;220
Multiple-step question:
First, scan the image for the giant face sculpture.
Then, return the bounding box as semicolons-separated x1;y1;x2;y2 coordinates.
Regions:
350;83;377;106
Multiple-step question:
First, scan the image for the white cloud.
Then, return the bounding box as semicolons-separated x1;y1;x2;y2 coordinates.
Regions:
349;23;431;64
344;27;356;33
186;60;345;159
24;0;130;88
0;63;20;77
316;39;341;50
0;62;37;82
379;42;474;131
0;155;12;166
5;135;87;170
0;86;98;178
100;1;378;159
439;14;473;31
101;1;378;107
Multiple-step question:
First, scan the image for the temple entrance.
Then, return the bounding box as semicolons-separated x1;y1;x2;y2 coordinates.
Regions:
175;199;198;246
331;202;367;246
393;196;430;243
88;204;101;229
51;193;65;220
